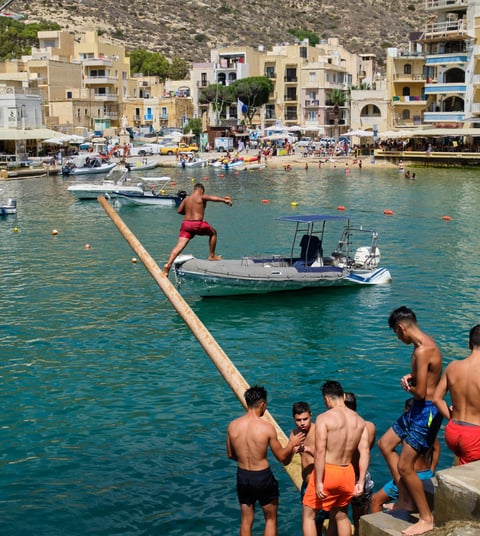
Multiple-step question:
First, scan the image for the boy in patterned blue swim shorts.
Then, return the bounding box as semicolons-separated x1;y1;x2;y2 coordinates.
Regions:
378;307;443;536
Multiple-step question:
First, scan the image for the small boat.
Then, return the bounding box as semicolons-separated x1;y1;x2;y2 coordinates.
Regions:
62;155;117;176
0;197;17;215
173;214;392;296
67;169;145;200
124;160;158;172
178;153;208;168
113;177;186;208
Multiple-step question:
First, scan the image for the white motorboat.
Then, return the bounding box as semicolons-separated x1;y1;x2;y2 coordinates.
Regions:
67;169;145;199
173;214;392;296
124;160;158;171
178;153;208;168
0;197;17;215
112;177;186;208
62;155;117;176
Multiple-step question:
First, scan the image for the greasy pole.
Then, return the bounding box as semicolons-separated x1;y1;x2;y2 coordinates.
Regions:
98;196;302;490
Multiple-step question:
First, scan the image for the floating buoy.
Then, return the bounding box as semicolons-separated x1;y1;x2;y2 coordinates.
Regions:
191;178;195;182
132;257;138;264
291;202;298;207
442;215;452;221
234;171;239;175
262;199;269;204
337;205;346;211
171;181;176;186
85;243;91;249
13;227;19;233
203;177;208;180
52;229;58;235
161;189;166;194
383;209;394;216
219;174;225;178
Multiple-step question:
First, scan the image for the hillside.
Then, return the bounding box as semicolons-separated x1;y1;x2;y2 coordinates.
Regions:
14;0;430;66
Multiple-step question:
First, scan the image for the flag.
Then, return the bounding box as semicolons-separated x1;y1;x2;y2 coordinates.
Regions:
238;100;248;114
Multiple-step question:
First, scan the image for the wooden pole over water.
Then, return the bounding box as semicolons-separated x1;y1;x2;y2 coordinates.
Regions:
98;196;302;490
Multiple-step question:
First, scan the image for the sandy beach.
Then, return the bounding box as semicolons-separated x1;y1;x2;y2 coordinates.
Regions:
140;151;398;170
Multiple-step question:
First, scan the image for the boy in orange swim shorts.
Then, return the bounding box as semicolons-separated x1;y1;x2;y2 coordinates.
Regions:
302;463;355;511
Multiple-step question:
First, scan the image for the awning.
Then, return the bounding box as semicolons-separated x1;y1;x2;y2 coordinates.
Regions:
0;128;69;141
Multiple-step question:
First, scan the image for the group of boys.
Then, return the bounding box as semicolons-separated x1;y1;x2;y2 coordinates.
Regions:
226;307;480;536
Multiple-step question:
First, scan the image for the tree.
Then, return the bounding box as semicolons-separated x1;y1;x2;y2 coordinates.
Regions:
128;48;170;81
229;76;274;127
198;83;234;125
0;18;60;60
326;89;347;140
183;118;202;137
288;28;320;47
168;56;189;80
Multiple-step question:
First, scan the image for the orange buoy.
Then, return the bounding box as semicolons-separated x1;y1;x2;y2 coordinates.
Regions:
442;215;452;221
384;209;394;215
337;205;346;211
52;229;58;235
262;199;269;204
219;174;224;178
171;181;176;186
234;171;239;175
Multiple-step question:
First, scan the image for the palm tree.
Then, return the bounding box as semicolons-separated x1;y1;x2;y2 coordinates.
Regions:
326;89;347;140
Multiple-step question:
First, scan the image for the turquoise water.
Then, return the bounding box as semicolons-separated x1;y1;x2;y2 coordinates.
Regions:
1;162;480;535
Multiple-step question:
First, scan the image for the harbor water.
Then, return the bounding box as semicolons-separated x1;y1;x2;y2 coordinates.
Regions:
1;161;480;535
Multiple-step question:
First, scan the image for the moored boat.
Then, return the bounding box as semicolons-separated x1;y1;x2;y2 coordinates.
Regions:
0;197;17;215
124;160;158;172
173;214;392;296
67;169;145;200
62;155;117;176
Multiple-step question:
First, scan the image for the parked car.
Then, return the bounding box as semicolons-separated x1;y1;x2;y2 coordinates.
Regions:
159;142;199;155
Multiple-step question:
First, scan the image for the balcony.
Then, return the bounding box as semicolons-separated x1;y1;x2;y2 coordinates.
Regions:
196;80;210;87
93;93;118;102
393;74;426;81
424;83;466;95
284;113;298;121
82;57;113;67
423;111;465;122
84;75;117;84
284;77;298;83
284;95;298;102
392;95;426;104
421;19;467;41
424;0;468;11
304;100;320;107
144;114;154;121
265;71;276;79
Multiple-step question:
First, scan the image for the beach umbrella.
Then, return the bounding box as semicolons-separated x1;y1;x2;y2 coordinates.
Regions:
342;129;373;137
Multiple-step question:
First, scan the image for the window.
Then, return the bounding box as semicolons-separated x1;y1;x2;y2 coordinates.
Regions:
402;109;410;120
201;73;207;86
300;47;307;59
404;64;412;75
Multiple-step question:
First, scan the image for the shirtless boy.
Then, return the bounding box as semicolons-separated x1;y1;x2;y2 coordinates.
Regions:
227;385;304;536
163;183;232;275
433;324;480;465
378;306;443;536
302;381;369;536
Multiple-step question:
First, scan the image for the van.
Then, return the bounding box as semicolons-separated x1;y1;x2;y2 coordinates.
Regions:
214;137;234;152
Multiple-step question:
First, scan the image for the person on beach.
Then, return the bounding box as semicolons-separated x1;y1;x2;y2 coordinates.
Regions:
343;392;376;536
163;183;232;275
378;306;443;536
433;324;480;465
302;381;369;536
371;398;440;513
227;385;305;536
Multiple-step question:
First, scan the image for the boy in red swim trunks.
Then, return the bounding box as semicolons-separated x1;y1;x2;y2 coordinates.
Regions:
433;324;480;465
302;381;369;536
163;183;232;275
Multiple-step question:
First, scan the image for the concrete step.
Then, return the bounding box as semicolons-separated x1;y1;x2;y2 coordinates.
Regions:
360;460;480;535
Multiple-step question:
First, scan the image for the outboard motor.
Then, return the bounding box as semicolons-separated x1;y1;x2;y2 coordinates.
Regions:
354;246;380;268
8;199;16;209
124;162;132;171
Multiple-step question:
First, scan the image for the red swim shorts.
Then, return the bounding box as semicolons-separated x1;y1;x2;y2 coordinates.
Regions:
302;464;355;511
445;419;480;465
179;220;215;239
